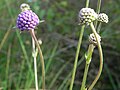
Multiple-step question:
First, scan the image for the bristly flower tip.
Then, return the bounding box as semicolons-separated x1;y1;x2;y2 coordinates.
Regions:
20;3;31;12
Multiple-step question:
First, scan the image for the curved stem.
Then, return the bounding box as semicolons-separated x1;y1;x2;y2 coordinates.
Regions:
80;44;95;90
32;35;39;90
69;25;85;90
88;23;103;90
30;29;45;90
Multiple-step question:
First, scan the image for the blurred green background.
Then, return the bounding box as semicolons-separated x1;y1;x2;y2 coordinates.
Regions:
0;0;120;90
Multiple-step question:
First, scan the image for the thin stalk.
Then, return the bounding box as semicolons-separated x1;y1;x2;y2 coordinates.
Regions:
85;0;90;8
95;0;102;29
69;25;85;90
46;43;58;73
80;44;95;90
5;44;11;89
88;23;103;90
0;24;12;51
32;35;39;90
97;22;102;33
30;29;45;90
80;63;90;90
96;0;101;14
104;64;117;90
69;0;90;89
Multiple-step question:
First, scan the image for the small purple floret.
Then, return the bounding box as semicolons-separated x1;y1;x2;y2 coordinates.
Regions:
16;10;39;31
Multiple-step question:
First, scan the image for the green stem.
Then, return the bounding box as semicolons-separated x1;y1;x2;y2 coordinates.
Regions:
81;63;90;90
69;0;90;89
32;34;39;90
96;0;101;14
97;22;102;33
95;0;101;29
85;0;90;8
80;44;95;90
69;25;85;90
88;23;103;90
5;44;11;89
30;30;45;90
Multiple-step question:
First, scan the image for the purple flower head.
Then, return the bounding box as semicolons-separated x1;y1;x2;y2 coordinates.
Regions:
16;10;40;31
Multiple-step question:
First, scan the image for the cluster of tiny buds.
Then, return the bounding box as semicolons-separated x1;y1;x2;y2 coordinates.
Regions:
79;8;109;25
79;8;98;25
89;33;101;46
97;13;109;23
16;3;40;31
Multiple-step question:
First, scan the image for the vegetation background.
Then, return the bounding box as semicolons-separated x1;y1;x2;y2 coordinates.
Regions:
0;0;120;90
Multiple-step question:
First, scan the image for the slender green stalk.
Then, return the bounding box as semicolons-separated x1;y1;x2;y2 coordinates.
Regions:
0;24;12;51
104;64;117;90
30;29;45;90
69;25;85;90
80;63;90;90
95;0;101;29
80;44;95;90
5;44;11;89
97;22;102;33
46;43;58;73
69;0;90;89
96;0;101;14
85;0;90;8
88;23;103;90
32;34;39;90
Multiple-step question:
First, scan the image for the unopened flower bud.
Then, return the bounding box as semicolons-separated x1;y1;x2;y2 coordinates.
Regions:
20;3;30;12
38;39;42;45
89;33;101;46
97;13;108;23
